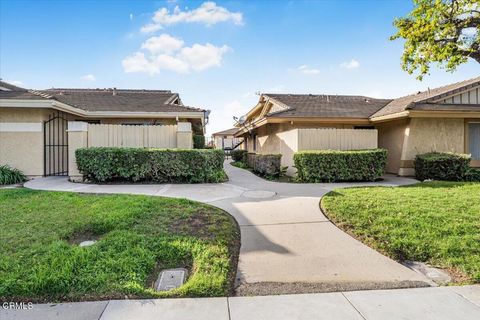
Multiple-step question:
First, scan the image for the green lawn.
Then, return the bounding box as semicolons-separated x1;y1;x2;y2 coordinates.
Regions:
321;181;480;283
0;189;240;302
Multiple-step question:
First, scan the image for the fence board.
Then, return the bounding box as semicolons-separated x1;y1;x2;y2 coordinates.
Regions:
298;128;377;151
88;124;177;148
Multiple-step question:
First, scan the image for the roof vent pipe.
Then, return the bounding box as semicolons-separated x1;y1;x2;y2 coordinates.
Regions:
112;87;117;96
326;95;330;102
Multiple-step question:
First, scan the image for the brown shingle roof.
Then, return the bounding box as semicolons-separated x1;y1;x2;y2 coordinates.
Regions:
212;127;238;136
371;77;480;118
0;82;205;113
264;94;391;119
0;80;49;100
39;88;204;113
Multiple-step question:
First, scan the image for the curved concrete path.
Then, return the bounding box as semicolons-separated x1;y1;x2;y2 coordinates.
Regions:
25;161;430;295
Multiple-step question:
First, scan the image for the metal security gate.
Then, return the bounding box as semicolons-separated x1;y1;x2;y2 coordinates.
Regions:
44;111;68;176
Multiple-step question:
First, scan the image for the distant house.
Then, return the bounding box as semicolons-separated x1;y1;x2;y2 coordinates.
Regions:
235;77;480;176
0;81;207;178
212;127;241;149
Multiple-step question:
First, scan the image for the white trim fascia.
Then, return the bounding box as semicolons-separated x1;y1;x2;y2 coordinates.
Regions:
164;93;180;105
0;122;42;132
369;111;410;122
0;99;53;108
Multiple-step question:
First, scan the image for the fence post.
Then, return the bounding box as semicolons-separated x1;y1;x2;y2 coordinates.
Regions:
177;122;193;149
67;121;88;182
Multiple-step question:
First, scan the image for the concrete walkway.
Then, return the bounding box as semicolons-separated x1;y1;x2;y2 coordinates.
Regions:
25;161;430;294
3;286;480;320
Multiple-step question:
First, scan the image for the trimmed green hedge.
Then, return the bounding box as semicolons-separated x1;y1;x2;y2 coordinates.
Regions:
75;147;226;183
193;135;205;149
414;152;473;181
247;153;282;177
231;149;247;162
294;149;387;182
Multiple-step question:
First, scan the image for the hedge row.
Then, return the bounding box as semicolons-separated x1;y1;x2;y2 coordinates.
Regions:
193;135;205;149
414;152;480;181
75;147;226;183
231;149;248;162
294;149;387;182
246;153;282;177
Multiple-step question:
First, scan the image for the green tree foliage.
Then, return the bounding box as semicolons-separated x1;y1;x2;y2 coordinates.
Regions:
391;0;479;79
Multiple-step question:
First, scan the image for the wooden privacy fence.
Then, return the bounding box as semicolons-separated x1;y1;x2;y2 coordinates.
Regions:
87;124;177;148
298;128;378;150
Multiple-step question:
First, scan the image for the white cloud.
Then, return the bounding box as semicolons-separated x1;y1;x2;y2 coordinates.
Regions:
340;59;360;69
296;65;320;75
129;13;133;21
122;52;159;75
155;54;189;73
179;43;231;71
141;1;243;33
122;33;231;74
81;74;96;81
141;34;185;54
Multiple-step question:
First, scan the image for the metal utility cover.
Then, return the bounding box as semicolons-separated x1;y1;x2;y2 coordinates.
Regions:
155;268;188;291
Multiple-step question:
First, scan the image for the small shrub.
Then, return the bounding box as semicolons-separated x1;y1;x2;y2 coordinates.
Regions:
414;152;471;181
294;149;387;182
465;168;480;182
231;161;248;169
0;165;27;185
193;135;205;149
231;149;247;163
75;148;226;183
246;153;282;177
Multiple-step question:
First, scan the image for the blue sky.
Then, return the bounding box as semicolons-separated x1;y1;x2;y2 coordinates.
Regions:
1;0;479;134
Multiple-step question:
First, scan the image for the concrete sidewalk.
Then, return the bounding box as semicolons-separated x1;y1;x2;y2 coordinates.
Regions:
25;161;431;294
3;286;480;320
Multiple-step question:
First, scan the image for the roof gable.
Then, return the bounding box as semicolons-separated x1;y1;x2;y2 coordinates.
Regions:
371;76;480;118
260;94;391;119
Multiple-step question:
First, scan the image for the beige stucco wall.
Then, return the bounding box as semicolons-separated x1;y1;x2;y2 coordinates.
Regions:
403;118;465;159
376;119;409;174
252;123;360;175
0;108;53;177
396;118;465;176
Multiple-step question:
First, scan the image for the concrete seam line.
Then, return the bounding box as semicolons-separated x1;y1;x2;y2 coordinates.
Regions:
239;221;330;227
340;292;367;320
226;297;233;320
450;290;480;308
98;300;110;320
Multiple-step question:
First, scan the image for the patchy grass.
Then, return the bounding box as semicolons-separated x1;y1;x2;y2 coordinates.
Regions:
321;181;480;283
0;189;240;302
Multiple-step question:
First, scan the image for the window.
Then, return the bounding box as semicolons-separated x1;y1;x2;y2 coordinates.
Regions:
253;134;257;151
469;123;480;160
354;126;375;129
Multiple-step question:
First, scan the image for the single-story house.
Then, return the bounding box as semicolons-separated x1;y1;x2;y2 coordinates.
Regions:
212;127;242;149
235;77;480;176
0;81;207;178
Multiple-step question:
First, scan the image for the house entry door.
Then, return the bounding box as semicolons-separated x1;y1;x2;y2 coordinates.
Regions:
44;111;69;176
